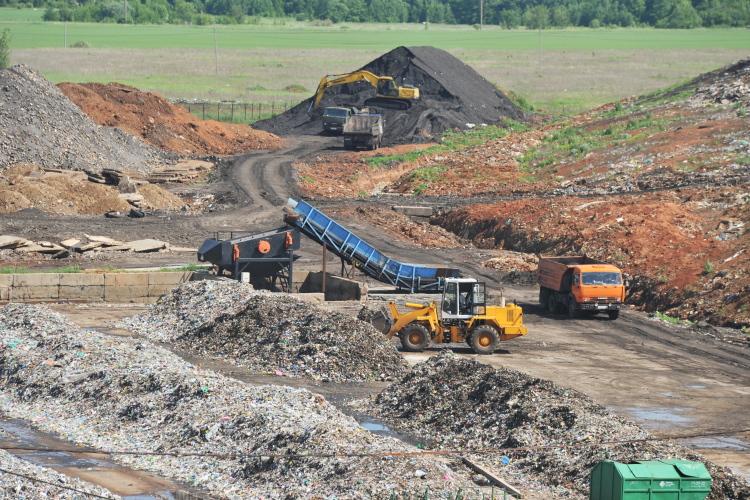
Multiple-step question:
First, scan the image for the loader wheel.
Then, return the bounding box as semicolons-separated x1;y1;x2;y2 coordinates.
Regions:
399;323;430;352
469;325;499;355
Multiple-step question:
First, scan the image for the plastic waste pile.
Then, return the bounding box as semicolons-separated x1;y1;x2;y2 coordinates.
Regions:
118;281;409;381
1;303;482;499
352;350;750;500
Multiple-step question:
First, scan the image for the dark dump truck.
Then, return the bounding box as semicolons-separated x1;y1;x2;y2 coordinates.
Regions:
343;113;383;150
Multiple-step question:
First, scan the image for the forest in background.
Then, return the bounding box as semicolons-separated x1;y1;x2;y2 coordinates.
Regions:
26;0;750;29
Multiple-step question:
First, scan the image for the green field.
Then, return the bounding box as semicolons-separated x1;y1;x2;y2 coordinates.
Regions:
2;14;749;115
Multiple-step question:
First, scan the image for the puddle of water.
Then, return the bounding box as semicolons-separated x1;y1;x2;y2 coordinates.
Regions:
659;392;681;398
683;436;750;451
360;421;390;433
622;407;695;428
686;385;707;389
0;418;210;500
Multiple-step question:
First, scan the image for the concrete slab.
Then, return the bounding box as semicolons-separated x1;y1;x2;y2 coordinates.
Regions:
83;234;124;246
392;205;433;217
60;274;104;287
60;238;81;247
125;239;169;253
0;235;28;248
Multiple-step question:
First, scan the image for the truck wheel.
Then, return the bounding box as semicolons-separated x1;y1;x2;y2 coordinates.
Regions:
608;310;620;320
539;288;548;305
547;294;559;314
469;325;499;355
568;299;580;319
400;323;430;352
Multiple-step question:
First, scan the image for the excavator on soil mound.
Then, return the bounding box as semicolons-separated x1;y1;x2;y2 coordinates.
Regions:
309;71;420;111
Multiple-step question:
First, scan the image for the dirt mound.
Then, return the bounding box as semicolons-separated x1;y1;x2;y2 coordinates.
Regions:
354;351;750;500
58;82;286;155
0;65;174;175
0;163;184;214
253;46;525;145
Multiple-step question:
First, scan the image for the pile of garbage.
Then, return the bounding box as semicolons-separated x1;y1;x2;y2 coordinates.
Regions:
352;351;750;500
118;281;409;381
0;303;480;499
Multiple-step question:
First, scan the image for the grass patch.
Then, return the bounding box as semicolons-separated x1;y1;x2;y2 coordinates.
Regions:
0;264;82;274
158;263;205;272
654;311;683;324
367;123;522;169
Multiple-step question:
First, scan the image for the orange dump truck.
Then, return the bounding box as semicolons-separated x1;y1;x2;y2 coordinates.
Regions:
537;255;625;319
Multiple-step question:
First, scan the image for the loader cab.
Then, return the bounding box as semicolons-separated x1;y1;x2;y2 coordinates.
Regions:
441;278;486;323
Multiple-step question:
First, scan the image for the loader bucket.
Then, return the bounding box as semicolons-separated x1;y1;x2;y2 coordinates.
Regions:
369;307;393;335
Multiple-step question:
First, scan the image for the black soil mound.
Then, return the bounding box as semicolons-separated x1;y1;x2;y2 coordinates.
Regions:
253;46;526;146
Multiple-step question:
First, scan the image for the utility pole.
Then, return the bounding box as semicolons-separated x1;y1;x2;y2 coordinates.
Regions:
64;21;66;48
124;0;128;23
480;0;483;30
538;24;542;75
213;23;218;77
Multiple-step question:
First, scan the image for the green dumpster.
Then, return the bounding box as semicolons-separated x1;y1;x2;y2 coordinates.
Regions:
590;459;712;500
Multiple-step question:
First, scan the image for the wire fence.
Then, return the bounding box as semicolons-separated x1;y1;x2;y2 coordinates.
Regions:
175;100;300;124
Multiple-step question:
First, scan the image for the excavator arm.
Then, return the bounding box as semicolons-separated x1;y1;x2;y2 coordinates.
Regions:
310;71;381;110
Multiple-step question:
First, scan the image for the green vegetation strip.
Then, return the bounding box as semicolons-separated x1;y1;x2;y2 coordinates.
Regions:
2;21;749;51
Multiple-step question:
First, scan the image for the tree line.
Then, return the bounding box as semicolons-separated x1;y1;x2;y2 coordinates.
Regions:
21;0;750;28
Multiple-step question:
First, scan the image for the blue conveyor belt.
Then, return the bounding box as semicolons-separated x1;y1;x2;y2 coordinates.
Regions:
288;199;458;292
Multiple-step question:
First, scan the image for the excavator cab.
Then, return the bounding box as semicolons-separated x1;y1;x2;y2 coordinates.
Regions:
441;278;486;323
376;78;399;97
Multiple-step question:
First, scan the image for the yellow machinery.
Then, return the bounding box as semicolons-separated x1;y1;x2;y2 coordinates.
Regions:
310;71;420;111
375;278;527;355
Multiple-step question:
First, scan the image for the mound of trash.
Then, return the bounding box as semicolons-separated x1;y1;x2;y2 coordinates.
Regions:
59;82;286;155
118;281;409;381
253;46;525;145
353;351;750;500
0;303;477;499
0;65;174;175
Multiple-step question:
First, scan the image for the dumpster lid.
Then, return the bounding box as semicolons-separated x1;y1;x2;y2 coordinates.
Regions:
661;459;711;478
625;460;710;479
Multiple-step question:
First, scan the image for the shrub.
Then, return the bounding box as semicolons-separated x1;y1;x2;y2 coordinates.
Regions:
70;41;90;48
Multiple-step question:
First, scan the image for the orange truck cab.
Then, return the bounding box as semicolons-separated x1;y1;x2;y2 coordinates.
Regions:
537;255;625;319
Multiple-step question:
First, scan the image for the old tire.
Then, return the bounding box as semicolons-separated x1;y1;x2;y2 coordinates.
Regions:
400;323;430;352
608;310;620;320
470;325;499;355
568;297;580;319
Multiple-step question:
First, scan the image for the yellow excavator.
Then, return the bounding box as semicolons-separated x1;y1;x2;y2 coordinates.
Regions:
370;278;528;355
309;71;420;111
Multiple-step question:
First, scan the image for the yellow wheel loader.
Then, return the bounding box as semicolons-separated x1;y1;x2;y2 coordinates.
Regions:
372;278;527;355
309;71;420;111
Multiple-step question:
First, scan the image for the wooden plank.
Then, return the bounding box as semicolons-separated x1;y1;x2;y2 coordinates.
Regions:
462;457;522;498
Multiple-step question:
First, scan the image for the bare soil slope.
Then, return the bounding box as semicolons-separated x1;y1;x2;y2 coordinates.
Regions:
252;46;526;145
58;82;286;155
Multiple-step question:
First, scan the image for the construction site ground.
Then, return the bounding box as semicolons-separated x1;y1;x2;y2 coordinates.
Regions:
1;52;750;498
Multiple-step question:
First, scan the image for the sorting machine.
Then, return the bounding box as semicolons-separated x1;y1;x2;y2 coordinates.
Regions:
197;226;301;292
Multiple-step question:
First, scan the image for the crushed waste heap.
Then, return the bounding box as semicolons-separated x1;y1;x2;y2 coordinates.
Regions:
352;351;750;500
253;46;526;145
118;281;409;381
0;303;481;499
0;65;175;175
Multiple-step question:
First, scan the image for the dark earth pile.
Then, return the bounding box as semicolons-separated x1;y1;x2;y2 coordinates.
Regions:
0;65;175;175
353;351;750;500
0;303;478;498
253;46;526;146
119;281;409;382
